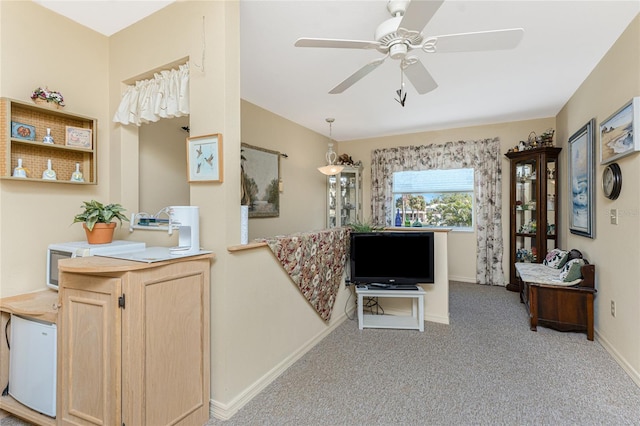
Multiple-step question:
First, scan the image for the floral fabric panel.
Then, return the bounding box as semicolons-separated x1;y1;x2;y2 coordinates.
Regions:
259;228;350;321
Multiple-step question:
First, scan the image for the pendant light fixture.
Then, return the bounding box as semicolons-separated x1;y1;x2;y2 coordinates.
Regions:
318;118;344;176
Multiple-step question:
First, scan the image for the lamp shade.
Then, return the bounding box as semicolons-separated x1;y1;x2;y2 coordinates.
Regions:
317;164;344;176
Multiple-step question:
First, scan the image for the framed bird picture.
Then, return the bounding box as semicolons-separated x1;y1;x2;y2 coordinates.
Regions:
186;133;223;182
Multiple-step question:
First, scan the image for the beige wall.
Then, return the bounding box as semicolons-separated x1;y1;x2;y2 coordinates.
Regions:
139;116;190;214
241;100;329;239
557;15;640;384
0;1;110;297
340;117;555;283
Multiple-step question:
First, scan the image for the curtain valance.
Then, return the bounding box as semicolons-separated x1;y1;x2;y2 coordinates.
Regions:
113;62;190;126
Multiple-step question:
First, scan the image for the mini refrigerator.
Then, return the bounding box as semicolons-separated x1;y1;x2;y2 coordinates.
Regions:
9;314;57;417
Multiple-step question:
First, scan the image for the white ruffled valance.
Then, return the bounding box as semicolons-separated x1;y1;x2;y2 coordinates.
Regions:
113;62;190;126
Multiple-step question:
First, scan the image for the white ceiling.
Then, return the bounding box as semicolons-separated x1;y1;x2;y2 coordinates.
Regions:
35;1;640;141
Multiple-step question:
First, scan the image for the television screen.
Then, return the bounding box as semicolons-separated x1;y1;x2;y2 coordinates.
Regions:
349;231;435;285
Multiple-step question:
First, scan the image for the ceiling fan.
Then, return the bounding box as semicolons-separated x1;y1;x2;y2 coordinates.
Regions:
294;0;524;97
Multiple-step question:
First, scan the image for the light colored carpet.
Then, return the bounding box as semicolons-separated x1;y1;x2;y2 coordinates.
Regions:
3;282;640;425
206;282;640;425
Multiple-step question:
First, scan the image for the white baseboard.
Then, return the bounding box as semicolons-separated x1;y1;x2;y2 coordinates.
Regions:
424;312;450;325
595;329;640;387
448;275;475;283
210;308;355;420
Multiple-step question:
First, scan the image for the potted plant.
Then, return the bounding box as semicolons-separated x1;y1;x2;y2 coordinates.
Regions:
73;200;129;244
348;219;384;233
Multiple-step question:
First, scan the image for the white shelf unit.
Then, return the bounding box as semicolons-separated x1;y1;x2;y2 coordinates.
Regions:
355;287;425;332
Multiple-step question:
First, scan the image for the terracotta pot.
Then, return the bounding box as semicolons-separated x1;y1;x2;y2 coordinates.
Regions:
83;222;116;244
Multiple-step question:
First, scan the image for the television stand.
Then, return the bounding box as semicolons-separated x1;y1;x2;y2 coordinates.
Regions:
355;287;425;332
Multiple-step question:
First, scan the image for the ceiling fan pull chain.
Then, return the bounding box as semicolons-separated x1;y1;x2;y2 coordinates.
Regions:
396;67;407;107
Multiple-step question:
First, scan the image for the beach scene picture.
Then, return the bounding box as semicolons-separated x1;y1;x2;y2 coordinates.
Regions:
571;137;588;230
600;98;638;164
569;120;594;238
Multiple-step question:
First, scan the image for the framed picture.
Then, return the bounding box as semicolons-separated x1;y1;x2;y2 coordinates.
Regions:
11;122;36;141
187;134;223;183
568;118;596;239
600;97;640;164
65;126;92;149
241;143;280;218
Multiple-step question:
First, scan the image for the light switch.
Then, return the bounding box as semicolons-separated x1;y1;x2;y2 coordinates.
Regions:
610;208;618;225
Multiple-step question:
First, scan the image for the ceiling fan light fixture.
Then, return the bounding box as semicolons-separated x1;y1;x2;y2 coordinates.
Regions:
389;42;408;59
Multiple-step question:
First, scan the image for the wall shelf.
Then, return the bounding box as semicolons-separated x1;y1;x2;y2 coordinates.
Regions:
1;97;97;184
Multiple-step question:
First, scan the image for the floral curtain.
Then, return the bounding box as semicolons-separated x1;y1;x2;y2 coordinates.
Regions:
371;138;504;286
113;62;190;126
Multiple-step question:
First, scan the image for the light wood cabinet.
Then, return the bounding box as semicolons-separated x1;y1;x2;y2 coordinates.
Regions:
505;147;561;291
58;254;214;426
1;97;97;184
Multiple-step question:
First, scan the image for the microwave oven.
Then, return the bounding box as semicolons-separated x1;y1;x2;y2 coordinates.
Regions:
47;240;146;290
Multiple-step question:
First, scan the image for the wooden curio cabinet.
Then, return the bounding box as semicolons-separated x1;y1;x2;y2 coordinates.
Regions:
505;147;561;291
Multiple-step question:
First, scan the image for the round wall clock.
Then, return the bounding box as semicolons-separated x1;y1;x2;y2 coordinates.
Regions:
602;162;622;200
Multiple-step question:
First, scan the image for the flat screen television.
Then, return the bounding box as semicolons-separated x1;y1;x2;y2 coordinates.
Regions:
349;231;435;285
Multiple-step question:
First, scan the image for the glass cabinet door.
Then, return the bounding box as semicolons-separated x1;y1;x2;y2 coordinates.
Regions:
328;175;337;228
327;166;362;228
514;158;538;262
545;156;558;251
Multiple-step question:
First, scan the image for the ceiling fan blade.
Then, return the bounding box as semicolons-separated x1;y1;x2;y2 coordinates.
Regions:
429;28;524;53
329;58;386;94
399;0;445;32
403;59;438;95
295;38;380;50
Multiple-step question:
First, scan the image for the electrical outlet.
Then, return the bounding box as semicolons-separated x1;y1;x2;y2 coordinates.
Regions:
611;209;619;225
611;300;616;317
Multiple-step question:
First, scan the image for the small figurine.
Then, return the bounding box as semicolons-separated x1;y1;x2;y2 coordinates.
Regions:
43;128;54;144
13;158;27;178
42;159;57;180
70;163;84;182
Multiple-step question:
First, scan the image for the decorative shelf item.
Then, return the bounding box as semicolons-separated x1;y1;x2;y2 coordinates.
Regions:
30;87;64;110
42;128;54;144
42;159;57;180
13;158;27;178
11;122;36;141
70;163;84;182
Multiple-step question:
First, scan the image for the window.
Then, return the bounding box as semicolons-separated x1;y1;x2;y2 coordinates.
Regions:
392;168;474;231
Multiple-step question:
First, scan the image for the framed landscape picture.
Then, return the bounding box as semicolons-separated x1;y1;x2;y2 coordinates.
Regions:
600;97;640;164
241;143;280;218
568;118;596;239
